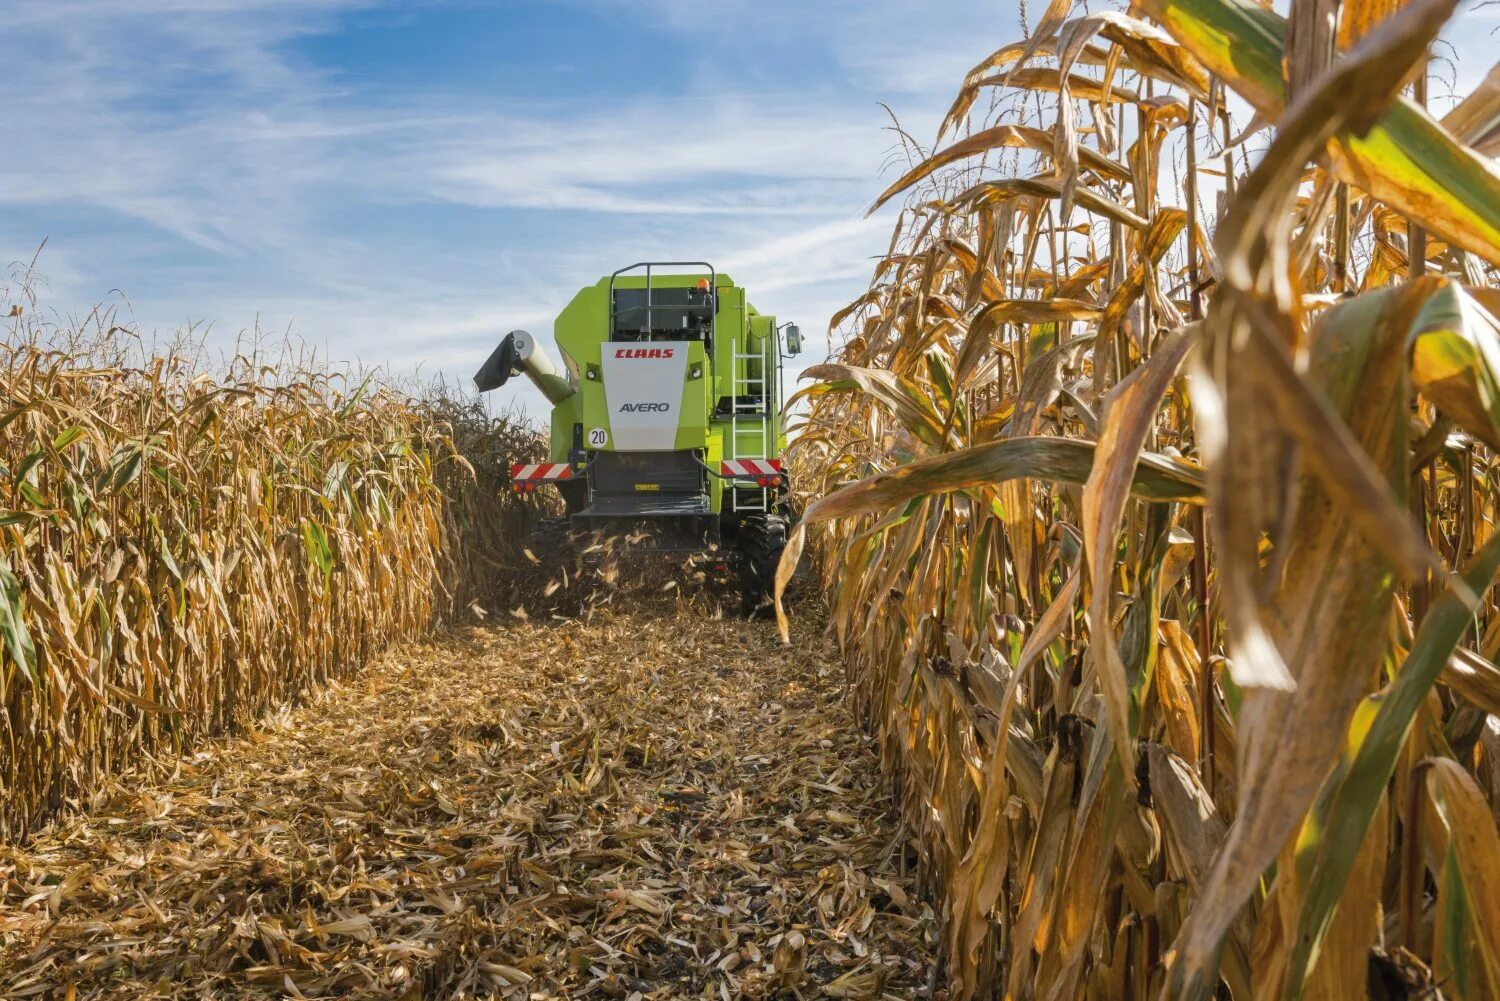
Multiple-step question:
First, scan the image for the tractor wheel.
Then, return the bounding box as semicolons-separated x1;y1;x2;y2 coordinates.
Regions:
738;514;788;619
518;516;581;615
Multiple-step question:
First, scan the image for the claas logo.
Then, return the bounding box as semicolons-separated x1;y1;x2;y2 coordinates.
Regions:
613;348;675;359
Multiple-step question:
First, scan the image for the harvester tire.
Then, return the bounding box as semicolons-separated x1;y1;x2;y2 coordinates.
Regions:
738;514;788;619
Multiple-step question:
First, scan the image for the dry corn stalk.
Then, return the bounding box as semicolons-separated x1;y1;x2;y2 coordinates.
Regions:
0;302;544;840
783;0;1500;996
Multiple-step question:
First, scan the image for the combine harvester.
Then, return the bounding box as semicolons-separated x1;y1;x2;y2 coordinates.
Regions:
475;262;803;614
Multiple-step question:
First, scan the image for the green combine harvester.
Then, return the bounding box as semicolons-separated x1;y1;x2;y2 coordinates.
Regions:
474;262;803;614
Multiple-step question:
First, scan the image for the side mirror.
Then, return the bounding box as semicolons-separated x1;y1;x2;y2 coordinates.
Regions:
784;323;803;356
474;332;519;392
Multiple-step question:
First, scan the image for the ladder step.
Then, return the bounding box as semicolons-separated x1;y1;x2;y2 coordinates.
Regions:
729;339;774;496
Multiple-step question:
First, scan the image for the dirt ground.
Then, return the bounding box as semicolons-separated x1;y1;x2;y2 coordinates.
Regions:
0;598;936;999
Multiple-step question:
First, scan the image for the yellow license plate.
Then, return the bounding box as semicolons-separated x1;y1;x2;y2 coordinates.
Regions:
634;483;660;492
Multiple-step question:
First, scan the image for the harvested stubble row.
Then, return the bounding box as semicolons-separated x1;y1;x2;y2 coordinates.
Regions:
0;599;935;998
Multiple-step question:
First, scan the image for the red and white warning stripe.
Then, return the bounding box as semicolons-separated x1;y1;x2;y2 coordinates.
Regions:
510;462;574;482
720;458;782;477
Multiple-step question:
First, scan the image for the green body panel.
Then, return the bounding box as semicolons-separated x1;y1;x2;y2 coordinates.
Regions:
544;272;787;517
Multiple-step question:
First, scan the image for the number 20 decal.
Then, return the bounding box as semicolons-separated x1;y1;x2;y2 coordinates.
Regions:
587;427;608;447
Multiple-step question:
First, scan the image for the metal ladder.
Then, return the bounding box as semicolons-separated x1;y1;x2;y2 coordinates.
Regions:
728;333;772;513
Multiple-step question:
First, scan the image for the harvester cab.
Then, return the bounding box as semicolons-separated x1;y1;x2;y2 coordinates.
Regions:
475;262;801;613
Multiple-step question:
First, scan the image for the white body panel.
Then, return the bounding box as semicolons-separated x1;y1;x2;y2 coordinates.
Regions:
601;344;689;450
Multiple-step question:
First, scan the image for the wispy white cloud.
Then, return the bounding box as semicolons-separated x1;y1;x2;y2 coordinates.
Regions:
38;0;1500;426
2;0;951;421
2;0;934;238
412;101;889;216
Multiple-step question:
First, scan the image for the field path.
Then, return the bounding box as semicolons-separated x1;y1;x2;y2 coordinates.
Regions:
0;603;934;999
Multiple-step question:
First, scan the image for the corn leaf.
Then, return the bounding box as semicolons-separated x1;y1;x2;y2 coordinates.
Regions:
1138;0;1500;263
801;436;1203;526
1283;532;1500;997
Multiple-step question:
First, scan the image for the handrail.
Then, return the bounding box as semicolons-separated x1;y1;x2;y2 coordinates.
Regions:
607;261;718;350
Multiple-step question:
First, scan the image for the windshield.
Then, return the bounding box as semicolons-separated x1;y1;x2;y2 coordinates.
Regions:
611;286;716;341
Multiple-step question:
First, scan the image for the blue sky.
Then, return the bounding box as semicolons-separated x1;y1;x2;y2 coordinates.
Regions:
2;1;1495;419
0;0;1009;416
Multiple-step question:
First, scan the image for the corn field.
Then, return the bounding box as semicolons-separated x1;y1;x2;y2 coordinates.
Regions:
0;300;542;842
782;0;1500;997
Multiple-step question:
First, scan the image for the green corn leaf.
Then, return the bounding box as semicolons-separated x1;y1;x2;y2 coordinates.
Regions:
51;427;85;451
968;517;996;638
1138;0;1500;263
1437;841;1476;999
13;449;44;485
1283;531;1500;998
18;483;46;508
0;560;38;691
157;528;183;582
147;462;191;495
108;445;144;491
338;375;374;418
1409;281;1500;451
1425;759;1500;998
301;519;333;579
924;351;959;426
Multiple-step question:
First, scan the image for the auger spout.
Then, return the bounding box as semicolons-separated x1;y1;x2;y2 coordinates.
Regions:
474;329;575;404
